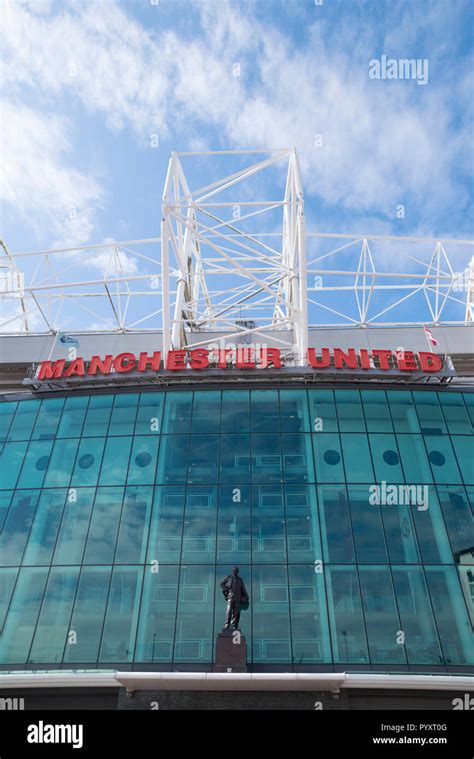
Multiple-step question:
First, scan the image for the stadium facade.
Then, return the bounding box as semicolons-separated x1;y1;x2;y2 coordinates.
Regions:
0;150;473;710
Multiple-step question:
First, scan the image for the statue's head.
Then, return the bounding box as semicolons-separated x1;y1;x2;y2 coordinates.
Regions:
232;566;239;575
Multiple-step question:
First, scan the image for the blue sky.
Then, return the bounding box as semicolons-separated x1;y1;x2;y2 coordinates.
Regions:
0;0;473;331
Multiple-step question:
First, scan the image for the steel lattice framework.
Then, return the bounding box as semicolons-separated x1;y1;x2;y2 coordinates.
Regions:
1;149;473;366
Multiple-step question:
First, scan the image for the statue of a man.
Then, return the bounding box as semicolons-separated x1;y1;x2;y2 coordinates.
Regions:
220;566;249;631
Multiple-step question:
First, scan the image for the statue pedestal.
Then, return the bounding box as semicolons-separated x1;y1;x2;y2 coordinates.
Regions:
213;629;247;672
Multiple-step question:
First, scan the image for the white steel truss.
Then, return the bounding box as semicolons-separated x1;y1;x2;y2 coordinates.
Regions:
1;149;473;367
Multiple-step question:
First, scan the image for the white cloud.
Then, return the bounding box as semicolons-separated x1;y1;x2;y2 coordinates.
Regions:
0;100;103;247
0;0;472;248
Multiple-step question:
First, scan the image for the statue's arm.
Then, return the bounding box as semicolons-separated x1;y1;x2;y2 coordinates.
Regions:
241;580;249;602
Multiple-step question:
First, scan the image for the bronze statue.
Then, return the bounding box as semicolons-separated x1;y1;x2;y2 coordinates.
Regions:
220;566;249;630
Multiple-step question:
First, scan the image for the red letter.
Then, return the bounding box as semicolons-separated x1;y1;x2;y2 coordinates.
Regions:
307;348;331;368
235;347;256;369
418;352;443;372
359;349;371;369
166;350;187;370
63;358;85;377
88;355;113;375
333;348;358;369
137;351;161;372
217;348;232;368
371;349;393;370
259;348;282;368
113;353;136;373
189;349;209;370
37;359;65;380
396;350;418;371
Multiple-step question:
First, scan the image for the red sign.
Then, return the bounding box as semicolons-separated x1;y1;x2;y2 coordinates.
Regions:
34;347;444;381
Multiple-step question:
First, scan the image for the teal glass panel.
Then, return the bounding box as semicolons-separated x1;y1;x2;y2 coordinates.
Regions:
0;567;48;664
217;486;250;564
83;487;124;564
358;566;406;664
0;567;18;631
425;566;474;665
391;566;443;665
56;396;89;438
161;391;192;434
187;434;219;484
0;490;12;532
424;435;462;484
387;390;420;432
325;566;368;663
307;389;338;432
289;565;331;663
285;485;321;563
361;390;393;432
439;393;472;434
413;391;447;434
174;565;214;662
457;566;474;629
251;389;279;432
318;484;355;563
53;488;95;565
437;486;474;563
252;485;286;563
312;433;344;483
8;400;40;441
31;398;65;440
191;390;221;433
156;435;189;484
127;436;159;485
147;487;185;564
221;390;250;433
16;439;54;489
181;486;217;563
115;486;153;564
252;565;290;662
462;393;474;426
381;500;421;563
396;434;433;483
335;390;365;432
63;566;111;663
251;434;282;483
71;437;106;486
340;434;374;482
369;434;404;482
279;390;310;432
43;437;79;487
0;401;17;442
108;393;138;436
282;434;315;483
135;392;164;435
135;565;179;662
28;567;80;664
0;441;28;488
451;436;474;485
81;395;113;437
411;486;454;564
0;490;40;566
23;489;67;565
99;566;143;662
347;484;388;563
219;434;250;484
98;436;132;486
